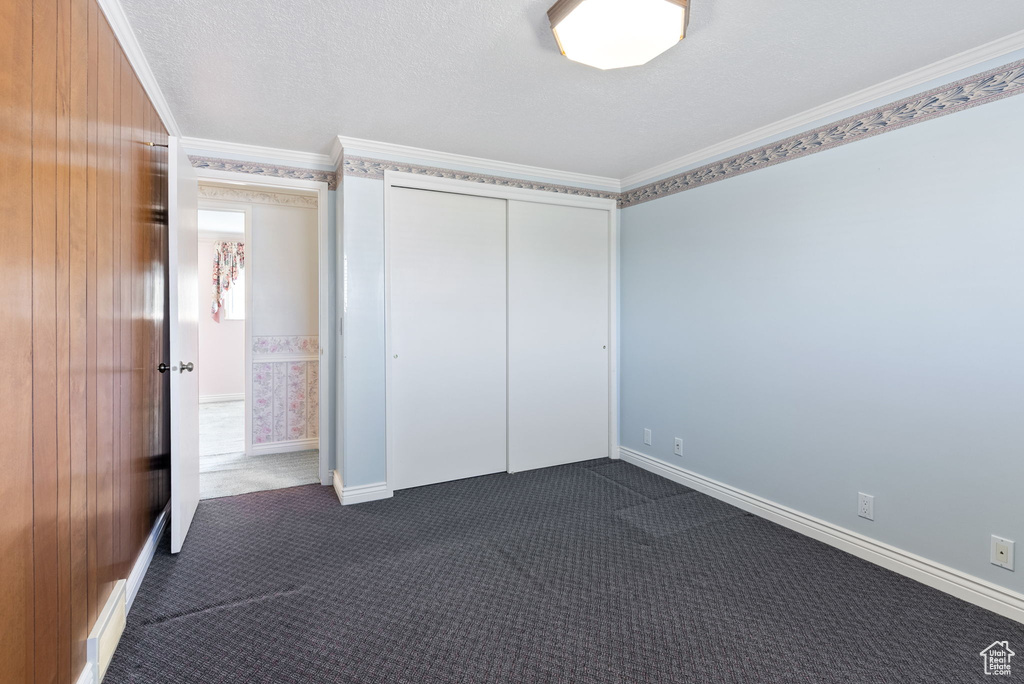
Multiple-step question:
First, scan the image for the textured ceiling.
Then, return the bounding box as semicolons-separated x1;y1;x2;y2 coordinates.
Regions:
122;0;1024;178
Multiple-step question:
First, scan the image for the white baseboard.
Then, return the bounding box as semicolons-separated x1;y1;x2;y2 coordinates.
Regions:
126;502;168;613
249;438;318;456
87;578;126;684
75;662;95;684
619;446;1024;625
339;480;392;506
199;393;244;404
332;470;344;502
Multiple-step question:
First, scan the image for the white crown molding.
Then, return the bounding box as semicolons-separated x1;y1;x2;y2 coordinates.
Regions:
181;136;335;168
329;137;345;171
621;28;1024;189
337;135;622;192
619;446;1024;625
96;0;180;136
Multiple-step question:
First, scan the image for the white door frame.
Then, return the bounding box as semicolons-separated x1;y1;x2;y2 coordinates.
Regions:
382;170;619;494
193;168;332;486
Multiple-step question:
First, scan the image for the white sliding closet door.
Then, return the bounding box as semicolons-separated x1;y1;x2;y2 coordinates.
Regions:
389;188;508;490
507;201;610;472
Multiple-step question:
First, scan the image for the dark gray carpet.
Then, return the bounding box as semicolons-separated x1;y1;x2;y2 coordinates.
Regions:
107;459;1023;683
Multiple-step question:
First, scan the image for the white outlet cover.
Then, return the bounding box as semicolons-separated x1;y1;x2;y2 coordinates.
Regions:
858;493;874;521
643;428;652;446
673;438;683;456
991;536;1015;571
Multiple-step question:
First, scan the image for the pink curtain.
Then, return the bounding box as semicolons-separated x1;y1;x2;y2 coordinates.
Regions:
211;241;245;320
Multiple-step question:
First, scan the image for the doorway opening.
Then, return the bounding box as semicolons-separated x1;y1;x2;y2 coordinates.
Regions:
196;182;322;499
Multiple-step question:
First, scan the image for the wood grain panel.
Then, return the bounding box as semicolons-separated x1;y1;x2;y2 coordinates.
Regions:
131;75;146;561
96;14;116;615
2;1;171;679
119;49;135;579
56;0;74;676
0;0;38;678
33;0;61;678
69;0;90;674
107;32;121;590
85;0;99;631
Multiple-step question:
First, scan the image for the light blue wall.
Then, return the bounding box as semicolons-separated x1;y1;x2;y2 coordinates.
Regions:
620;91;1024;592
340;177;387;486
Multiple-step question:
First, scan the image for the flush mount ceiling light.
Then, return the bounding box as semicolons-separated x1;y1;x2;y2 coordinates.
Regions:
548;0;690;70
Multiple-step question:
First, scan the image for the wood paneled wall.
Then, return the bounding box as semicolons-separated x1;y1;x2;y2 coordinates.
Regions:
1;0;171;681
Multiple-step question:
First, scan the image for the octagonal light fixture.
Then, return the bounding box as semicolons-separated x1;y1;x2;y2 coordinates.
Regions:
548;0;690;70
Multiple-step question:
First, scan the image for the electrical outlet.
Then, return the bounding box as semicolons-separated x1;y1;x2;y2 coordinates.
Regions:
674;438;683;456
643;428;652;446
858;493;874;521
991;536;1015;571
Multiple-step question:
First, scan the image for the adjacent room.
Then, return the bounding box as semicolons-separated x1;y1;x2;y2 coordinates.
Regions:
3;1;1023;683
196;184;323;500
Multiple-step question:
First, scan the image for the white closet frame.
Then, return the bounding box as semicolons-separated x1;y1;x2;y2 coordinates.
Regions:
382;170;619;492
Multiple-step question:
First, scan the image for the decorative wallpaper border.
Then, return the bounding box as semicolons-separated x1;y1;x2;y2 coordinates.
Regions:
198;184;319;208
619;58;1024;208
252;335;319;356
190;155;338;190
342;155;621;203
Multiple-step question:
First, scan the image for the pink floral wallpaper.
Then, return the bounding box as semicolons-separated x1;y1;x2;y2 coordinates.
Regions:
252;336;319;445
252;335;319;355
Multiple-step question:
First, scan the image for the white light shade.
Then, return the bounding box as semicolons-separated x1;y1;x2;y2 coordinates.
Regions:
549;0;688;70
